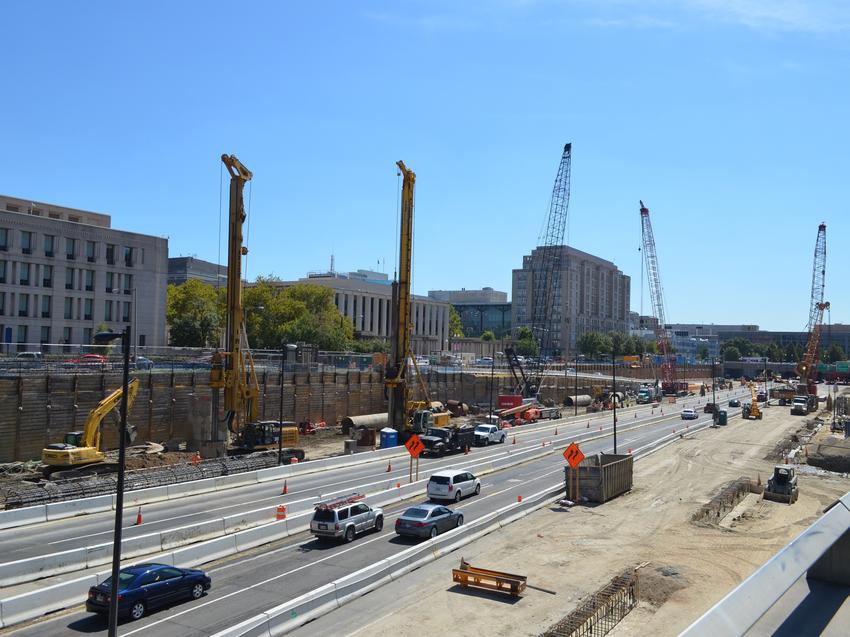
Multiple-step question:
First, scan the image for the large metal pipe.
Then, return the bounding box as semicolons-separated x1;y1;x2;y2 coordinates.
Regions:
565;395;593;407
341;413;388;436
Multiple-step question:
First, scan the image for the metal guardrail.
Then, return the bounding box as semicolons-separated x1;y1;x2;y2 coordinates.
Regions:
681;491;850;636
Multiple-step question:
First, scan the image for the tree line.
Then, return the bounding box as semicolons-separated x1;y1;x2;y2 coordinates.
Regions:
720;337;846;364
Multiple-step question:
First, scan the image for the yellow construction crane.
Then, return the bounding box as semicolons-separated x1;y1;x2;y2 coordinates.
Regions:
42;379;140;474
210;154;301;459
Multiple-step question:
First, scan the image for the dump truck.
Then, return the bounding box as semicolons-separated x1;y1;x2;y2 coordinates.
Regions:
791;395;810;416
764;465;798;504
636;386;660;404
420;425;476;456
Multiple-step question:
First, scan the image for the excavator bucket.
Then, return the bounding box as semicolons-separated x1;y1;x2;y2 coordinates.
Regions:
763;489;797;504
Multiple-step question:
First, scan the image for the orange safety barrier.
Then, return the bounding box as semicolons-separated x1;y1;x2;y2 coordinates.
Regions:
276;504;287;520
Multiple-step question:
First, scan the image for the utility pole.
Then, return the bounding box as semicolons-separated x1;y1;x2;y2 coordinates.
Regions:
612;349;617;454
712;358;717;425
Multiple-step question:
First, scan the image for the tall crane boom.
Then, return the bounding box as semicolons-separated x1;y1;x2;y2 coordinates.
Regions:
639;201;676;392
210;154;259;436
798;223;828;394
509;143;571;398
386;160;415;433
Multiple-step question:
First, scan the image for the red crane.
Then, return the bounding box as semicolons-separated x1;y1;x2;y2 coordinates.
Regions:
798;223;829;396
639;201;679;395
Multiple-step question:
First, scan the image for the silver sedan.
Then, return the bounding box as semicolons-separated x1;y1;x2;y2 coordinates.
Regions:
394;503;463;539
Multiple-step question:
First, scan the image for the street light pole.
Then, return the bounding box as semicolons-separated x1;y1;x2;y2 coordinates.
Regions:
612;349;617;454
488;342;495;421
278;344;285;466
574;356;578;417
94;327;131;637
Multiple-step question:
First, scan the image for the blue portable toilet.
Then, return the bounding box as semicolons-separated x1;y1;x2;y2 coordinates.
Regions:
380;427;399;448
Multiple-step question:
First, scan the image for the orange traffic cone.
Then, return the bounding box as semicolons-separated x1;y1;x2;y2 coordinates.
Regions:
386;461;392;472
628;448;632;454
587;421;590;428
396;482;401;488
512;436;516;445
281;480;288;495
464;445;469;455
276;504;287;520
554;427;558;435
517;495;523;503
135;507;143;525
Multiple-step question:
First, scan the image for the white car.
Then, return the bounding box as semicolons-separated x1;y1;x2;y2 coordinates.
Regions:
427;470;481;503
681;408;698;420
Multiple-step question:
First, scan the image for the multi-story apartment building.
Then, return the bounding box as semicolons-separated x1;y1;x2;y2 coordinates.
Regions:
0;195;168;349
512;246;630;355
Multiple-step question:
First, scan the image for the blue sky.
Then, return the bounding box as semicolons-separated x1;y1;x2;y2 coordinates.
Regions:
3;1;848;331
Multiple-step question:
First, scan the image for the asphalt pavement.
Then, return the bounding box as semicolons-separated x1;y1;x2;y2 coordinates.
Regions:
3;389;750;637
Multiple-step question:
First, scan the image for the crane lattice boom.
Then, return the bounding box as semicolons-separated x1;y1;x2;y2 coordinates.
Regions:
639;201;675;390
799;223;828;392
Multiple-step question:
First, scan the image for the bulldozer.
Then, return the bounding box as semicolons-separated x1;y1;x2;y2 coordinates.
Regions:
763;465;798;504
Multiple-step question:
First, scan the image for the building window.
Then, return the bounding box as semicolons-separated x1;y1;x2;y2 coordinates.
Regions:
40;326;50;344
85;270;94;292
86;240;96;263
106;244;115;265
0;260;6;284
20;231;33;255
104;300;112;322
17;324;27;344
19;262;30;286
43;264;53;288
0;228;8;251
64;297;73;320
123;301;131;322
65;238;76;260
123;274;133;294
68;215;81;223
49;212;61;220
124;246;133;267
83;327;92;343
65;267;74;290
43;234;55;257
0;292;4;316
84;298;93;321
139;334;146;347
62;326;71;343
18;294;29;317
5;204;19;212
41;295;51;318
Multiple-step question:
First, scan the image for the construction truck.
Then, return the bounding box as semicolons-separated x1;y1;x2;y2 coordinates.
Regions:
210;154;303;460
41;379;140;478
231;421;305;462
420;424;476;457
763;466;799;504
742;383;763;420
636;386;660;404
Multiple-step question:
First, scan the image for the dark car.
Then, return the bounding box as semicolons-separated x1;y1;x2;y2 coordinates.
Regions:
132;355;155;370
729;398;741;407
703;403;718;414
395;503;463;539
86;563;211;621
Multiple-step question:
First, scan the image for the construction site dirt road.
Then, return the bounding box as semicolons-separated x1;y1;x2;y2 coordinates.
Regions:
290;400;850;637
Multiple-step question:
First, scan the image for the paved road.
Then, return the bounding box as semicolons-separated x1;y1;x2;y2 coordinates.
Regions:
5;390;750;637
0;392;735;564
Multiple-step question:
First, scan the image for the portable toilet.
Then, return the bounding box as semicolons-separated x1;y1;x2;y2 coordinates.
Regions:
380;427;399;448
717;410;728;426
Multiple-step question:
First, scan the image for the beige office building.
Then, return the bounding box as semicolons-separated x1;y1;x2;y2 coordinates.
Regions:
280;269;450;355
0;195;168;349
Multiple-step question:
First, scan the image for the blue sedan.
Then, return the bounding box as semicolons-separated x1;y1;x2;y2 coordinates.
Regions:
86;563;211;620
395;503;463;539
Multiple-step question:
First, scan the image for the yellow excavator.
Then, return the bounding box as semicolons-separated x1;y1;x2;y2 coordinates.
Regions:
742;382;763;420
41;378;140;476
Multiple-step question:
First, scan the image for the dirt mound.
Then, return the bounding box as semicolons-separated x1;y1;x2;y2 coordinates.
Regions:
640;566;689;608
808;435;850;473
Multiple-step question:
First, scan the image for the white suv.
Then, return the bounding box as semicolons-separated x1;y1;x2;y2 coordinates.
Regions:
309;494;383;543
427;470;480;503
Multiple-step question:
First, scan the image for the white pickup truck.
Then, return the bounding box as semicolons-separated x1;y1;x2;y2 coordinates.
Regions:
474;424;506;446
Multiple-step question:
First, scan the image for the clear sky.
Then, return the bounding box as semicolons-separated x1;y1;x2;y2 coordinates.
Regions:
3;1;848;331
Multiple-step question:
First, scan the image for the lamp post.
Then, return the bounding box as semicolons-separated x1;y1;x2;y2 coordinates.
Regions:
711;357;717;425
93;327;131;637
612;348;617;454
278;343;298;464
574;356;579;417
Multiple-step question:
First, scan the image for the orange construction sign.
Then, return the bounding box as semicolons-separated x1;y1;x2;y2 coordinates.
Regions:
563;442;585;469
405;434;425;459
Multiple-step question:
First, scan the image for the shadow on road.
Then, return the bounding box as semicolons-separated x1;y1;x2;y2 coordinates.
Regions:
67;615;107;633
447;583;522;604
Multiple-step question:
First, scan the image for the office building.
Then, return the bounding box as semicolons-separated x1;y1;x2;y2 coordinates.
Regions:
168;256;227;286
278;268;451;354
0;195;168;348
427;288;511;339
512;245;630;354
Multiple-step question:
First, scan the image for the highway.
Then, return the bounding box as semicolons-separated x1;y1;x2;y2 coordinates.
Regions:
3;388;750;637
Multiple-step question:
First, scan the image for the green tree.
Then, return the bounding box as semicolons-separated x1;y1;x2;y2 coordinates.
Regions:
349;338;390;354
448;307;464;344
643;339;658;355
825;343;846;363
696;344;709;361
766;342;784;363
481;330;496;342
724;346;741;362
608;332;628;356
513;326;538;357
166;279;223;347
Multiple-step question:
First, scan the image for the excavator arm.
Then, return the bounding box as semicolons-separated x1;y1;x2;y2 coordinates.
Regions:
83;378;140;449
